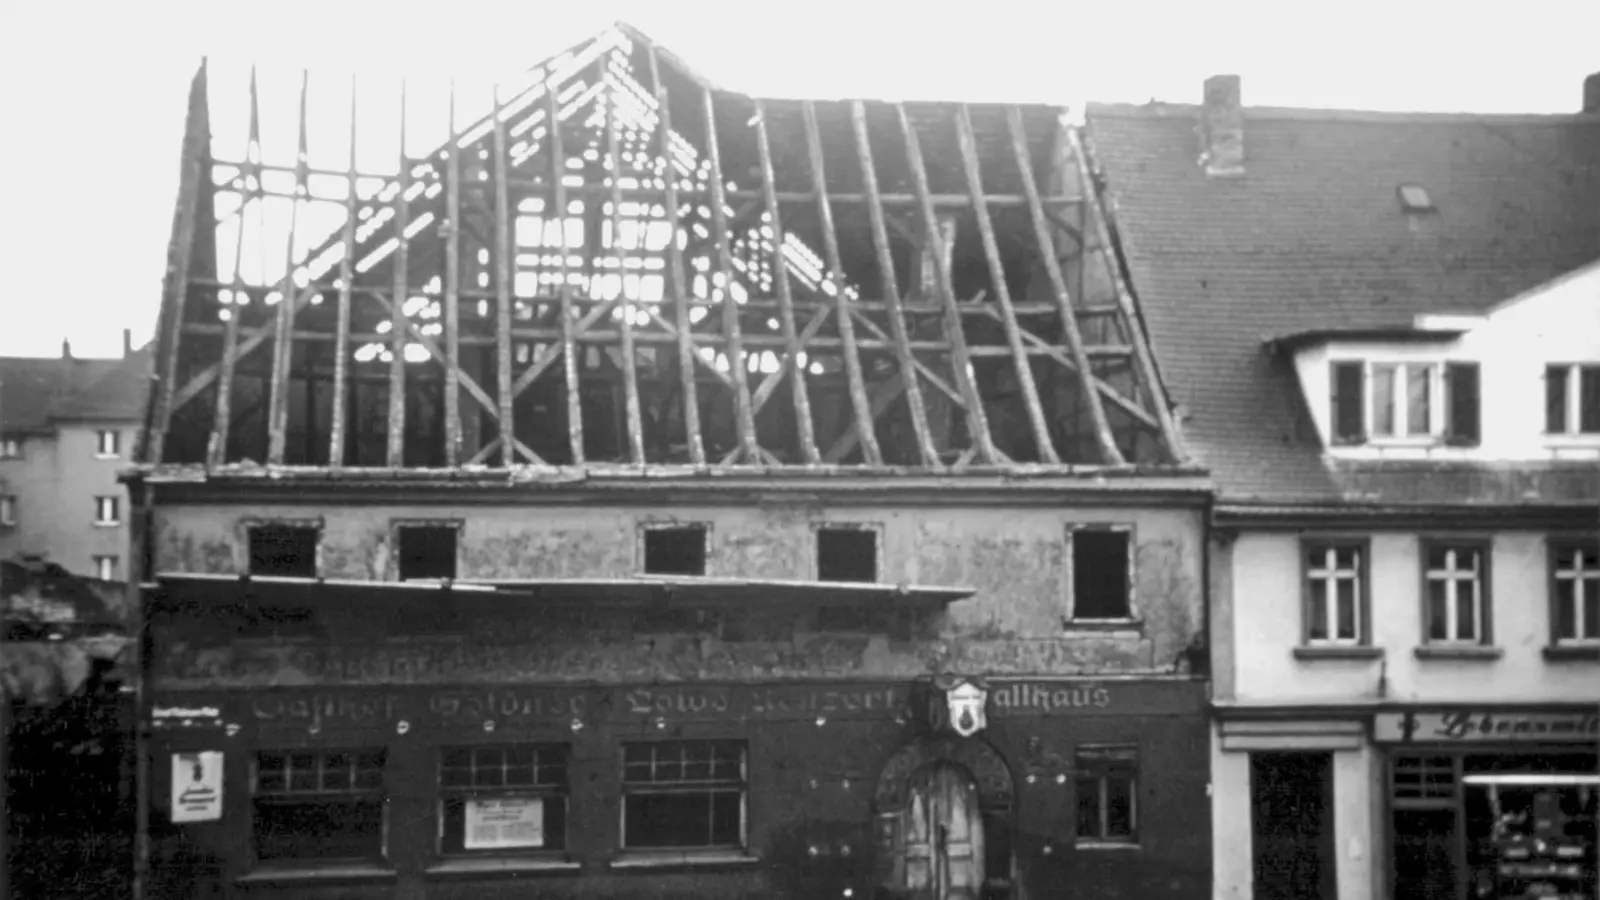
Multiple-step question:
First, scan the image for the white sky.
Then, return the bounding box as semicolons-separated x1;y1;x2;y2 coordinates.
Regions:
0;0;1595;358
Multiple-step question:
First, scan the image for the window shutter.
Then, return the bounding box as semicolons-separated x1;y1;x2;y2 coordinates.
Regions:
1544;365;1568;434
1330;362;1365;445
1445;362;1480;447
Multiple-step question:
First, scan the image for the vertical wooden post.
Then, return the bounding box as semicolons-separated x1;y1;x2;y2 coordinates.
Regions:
895;104;998;465
752;99;819;464
700;86;761;464
492;84;516;466
442;82;463;467
802;101;880;466
953;105;1058;464
646;46;703;466
266;70;309;465
604;84;647;464
146;60;209;466
849;101;938;467
208;66;261;469
546;73;586;465
1066;123;1188;462
328;74;357;468
1005;106;1122;465
385;78;410;467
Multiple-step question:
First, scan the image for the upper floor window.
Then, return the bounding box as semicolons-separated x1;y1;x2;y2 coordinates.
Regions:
1330;361;1479;447
396;523;458;581
1550;539;1600;645
253;749;385;862
92;555;118;582
1544;364;1600;436
1068;526;1134;621
641;524;708;576
439;744;568;853
1302;540;1369;645
816;524;878;582
0;494;15;526
93;496;120;526
95;430;120;458
248;524;318;577
0;438;20;459
1421;541;1491;645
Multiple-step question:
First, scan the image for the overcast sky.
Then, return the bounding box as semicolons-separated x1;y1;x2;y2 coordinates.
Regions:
1;0;1595;359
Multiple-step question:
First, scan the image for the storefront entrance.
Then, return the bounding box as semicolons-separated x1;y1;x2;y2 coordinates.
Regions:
1249;751;1336;900
902;763;985;900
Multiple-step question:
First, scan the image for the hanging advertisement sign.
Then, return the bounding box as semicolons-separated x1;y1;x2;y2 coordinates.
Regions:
464;797;544;849
170;751;224;823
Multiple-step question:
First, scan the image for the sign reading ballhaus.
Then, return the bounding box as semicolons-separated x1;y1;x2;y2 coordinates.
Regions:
1375;709;1600;744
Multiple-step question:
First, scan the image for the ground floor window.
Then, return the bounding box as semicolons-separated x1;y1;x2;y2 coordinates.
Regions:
621;740;746;850
252;749;385;862
1075;745;1139;845
439;744;568;853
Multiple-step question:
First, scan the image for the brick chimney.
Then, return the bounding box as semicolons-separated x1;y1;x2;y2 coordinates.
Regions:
1201;74;1245;177
1585;72;1600;114
123;329;133;359
61;338;72;360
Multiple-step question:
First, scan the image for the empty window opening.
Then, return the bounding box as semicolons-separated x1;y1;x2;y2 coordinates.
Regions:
643;525;707;576
1072;529;1131;619
817;527;878;583
249;525;319;578
397;525;458;580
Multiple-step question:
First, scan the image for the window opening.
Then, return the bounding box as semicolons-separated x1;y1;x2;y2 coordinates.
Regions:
817;527;877;582
1072;529;1131;619
643;525;707;576
248;525;319;577
93;496;120;526
95;430;120;457
1551;541;1600;644
252;749;386;861
1424;544;1488;644
1076;745;1139;845
398;525;458;580
1305;542;1364;644
439;745;568;853
92;555;118;582
621;740;746;850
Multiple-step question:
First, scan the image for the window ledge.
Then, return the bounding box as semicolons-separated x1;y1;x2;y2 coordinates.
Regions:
93;454;120;460
1414;645;1503;661
236;863;397;885
1293;645;1384;660
424;857;579;878
608;850;760;870
92;522;120;529
1063;617;1144;633
1075;841;1142;851
1543;644;1600;662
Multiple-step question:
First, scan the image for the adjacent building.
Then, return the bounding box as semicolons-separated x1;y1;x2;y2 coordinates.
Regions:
130;26;1213;900
0;334;149;584
1086;77;1600;900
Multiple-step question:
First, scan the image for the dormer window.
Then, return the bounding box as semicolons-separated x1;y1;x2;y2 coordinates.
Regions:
1397;184;1435;213
1329;360;1478;447
1544;363;1600;436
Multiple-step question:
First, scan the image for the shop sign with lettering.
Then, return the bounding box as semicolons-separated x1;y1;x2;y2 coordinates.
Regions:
988;682;1113;715
616;684;910;721
170;751;223;823
1375;709;1600;744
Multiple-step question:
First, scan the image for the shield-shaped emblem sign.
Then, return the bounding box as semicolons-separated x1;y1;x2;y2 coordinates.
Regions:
945;681;988;738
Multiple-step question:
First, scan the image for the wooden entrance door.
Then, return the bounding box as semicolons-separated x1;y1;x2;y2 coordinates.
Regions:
903;763;985;900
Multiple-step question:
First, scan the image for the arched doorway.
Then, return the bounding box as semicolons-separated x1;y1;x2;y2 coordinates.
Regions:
903;763;985;900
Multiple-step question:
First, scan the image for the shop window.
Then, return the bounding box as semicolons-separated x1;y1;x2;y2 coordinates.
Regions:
641;524;707;576
1463;768;1599;900
816;525;878;582
1422;542;1491;645
397;524;458;580
1075;745;1138;846
439;745;568;853
1550;539;1600;645
248;525;319;577
252;749;385;862
621;740;746;850
1302;539;1369;645
1069;527;1133;620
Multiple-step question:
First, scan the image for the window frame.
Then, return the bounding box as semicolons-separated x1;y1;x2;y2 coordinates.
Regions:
1544;363;1600;438
1065;523;1138;623
811;521;883;583
1074;743;1141;848
94;429;121;458
241;517;324;577
1366;360;1441;443
0;437;22;459
637;521;713;576
1548;536;1600;646
390;518;464;582
436;742;570;857
92;554;118;582
618;739;748;854
1300;536;1372;646
0;494;15;527
93;495;120;527
1418;538;1493;647
250;747;388;866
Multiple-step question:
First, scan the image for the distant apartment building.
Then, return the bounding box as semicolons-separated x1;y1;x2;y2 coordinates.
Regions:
0;332;150;583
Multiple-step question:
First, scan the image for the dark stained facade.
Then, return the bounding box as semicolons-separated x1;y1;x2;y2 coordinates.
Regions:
130;25;1212;900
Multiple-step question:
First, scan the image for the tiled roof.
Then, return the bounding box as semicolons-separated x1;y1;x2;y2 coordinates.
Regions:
0;351;146;433
1085;102;1600;503
53;347;152;422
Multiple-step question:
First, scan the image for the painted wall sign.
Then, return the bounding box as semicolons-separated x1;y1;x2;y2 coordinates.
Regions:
464;797;544;849
428;689;587;724
1375;710;1600;744
619;684;908;720
170;751;223;823
989;682;1112;714
250;692;400;731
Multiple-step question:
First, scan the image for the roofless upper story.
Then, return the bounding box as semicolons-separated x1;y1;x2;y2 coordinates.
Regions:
134;23;1193;484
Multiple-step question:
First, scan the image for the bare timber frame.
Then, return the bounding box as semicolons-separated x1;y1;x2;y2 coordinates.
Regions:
141;24;1189;476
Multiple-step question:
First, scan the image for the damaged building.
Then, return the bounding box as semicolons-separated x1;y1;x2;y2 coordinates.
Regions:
129;24;1212;900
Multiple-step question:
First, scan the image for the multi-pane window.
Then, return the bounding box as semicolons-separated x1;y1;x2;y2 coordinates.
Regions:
1076;745;1139;845
1423;543;1490;645
1330;361;1479;446
253;749;385;862
1370;363;1434;438
1545;364;1600;436
1551;541;1600;644
621;740;745;850
0;438;21;459
92;555;118;582
439;745;568;853
1070;527;1133;620
1304;541;1366;644
0;495;14;526
93;496;119;526
95;430;120;457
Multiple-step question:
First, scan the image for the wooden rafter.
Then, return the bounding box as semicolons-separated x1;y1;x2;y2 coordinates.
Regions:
327;75;358;468
702;86;761;464
442;82;463;466
206;66;260;469
604;85;647;464
265;71;309;466
554;68;587;465
385;80;410;467
491;84;516;466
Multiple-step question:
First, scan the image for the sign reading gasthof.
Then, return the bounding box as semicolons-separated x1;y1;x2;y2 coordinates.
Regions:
1374;709;1600;743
